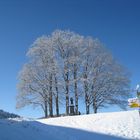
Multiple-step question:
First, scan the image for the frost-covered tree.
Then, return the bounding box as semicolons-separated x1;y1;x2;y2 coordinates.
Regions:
17;29;130;117
16;62;49;117
81;37;98;114
70;37;84;115
51;30;72;115
82;38;130;113
51;30;84;115
17;36;59;117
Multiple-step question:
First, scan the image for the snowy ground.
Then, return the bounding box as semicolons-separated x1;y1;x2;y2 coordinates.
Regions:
0;110;140;140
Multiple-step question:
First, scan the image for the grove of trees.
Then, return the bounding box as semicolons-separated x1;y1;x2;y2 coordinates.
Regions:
0;110;20;119
16;30;130;117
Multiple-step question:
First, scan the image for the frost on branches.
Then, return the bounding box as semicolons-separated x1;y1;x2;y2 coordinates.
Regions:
16;30;130;117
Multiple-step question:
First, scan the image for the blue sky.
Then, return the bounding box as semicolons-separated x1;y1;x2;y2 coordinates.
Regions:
0;0;140;118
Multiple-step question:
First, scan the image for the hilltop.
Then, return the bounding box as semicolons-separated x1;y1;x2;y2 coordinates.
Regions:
0;110;140;140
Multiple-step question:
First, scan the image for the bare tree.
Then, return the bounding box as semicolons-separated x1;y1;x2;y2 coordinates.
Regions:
17;36;59;117
83;39;130;113
52;30;78;115
68;34;84;115
16;62;49;117
17;29;130;117
81;37;99;114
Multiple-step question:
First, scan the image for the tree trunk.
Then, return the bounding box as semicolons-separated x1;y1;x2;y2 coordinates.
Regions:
74;64;78;115
65;65;69;115
49;94;53;117
94;107;97;113
56;96;59;116
49;75;53;117
44;99;48;118
83;68;90;114
55;77;59;116
93;99;97;114
66;82;69;115
86;104;90;114
85;94;90;114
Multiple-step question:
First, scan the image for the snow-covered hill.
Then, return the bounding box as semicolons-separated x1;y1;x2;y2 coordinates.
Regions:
0;110;140;140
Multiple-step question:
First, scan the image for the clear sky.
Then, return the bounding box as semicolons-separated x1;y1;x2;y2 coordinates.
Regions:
0;0;140;118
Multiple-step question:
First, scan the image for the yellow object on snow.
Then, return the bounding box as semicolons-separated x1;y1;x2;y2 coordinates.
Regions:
129;102;140;108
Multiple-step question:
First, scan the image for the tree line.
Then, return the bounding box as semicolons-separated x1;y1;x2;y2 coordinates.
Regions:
0;109;20;119
16;30;130;118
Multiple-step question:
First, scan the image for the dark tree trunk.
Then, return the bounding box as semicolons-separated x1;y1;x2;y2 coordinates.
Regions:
74;64;78;115
85;92;90;114
93;98;97;114
44;99;48;118
75;82;78;115
86;105;90;114
49;75;53;117
49;94;53;117
94;107;97;114
83;64;90;114
56;96;59;116
66;82;69;115
55;77;59;116
65;65;69;115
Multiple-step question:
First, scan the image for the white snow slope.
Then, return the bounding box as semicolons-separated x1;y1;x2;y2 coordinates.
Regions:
0;110;140;140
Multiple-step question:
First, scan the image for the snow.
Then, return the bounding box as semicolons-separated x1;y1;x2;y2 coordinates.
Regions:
0;110;140;140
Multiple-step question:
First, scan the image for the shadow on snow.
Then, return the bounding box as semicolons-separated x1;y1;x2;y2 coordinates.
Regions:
0;119;132;140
